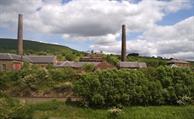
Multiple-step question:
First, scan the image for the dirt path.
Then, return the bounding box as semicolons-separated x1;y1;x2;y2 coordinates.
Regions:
14;97;80;104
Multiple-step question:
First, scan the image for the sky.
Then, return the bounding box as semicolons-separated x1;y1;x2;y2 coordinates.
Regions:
0;0;194;60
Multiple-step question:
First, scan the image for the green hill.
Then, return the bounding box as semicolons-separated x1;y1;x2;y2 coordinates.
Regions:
0;38;193;67
0;38;84;60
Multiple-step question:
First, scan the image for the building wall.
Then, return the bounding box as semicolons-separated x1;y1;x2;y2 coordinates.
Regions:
0;60;22;71
175;63;190;68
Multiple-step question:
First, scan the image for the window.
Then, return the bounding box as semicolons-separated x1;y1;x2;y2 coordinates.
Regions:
0;64;6;71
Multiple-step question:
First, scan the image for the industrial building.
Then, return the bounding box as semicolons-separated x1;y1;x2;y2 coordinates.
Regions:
0;14;148;71
167;59;191;68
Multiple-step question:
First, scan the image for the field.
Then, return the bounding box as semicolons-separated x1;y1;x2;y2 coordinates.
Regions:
20;101;194;119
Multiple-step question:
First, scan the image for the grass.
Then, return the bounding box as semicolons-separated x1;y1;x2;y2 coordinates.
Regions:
22;100;194;119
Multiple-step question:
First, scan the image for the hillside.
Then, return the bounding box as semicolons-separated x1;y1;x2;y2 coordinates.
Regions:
0;38;193;67
0;38;84;60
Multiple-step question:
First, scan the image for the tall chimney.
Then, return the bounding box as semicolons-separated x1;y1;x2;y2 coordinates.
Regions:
121;24;126;61
17;14;23;56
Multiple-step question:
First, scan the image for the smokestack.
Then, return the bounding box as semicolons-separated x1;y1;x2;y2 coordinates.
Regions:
17;14;23;56
121;24;126;61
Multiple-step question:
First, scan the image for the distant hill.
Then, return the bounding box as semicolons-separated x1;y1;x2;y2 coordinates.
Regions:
0;38;84;60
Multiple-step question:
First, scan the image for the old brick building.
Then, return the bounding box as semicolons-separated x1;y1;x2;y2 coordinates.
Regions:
168;59;191;68
0;53;57;71
0;53;23;71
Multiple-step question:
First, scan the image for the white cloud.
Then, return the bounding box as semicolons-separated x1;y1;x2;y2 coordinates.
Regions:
92;16;194;60
0;0;193;60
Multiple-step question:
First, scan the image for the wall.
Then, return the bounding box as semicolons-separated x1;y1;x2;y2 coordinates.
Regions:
0;60;22;71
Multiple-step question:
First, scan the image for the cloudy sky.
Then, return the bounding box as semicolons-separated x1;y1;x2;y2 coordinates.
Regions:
0;0;194;60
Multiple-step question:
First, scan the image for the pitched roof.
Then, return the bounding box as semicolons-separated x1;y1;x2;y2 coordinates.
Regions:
55;61;100;68
0;53;22;61
118;61;147;68
0;53;56;64
168;59;190;64
27;55;56;64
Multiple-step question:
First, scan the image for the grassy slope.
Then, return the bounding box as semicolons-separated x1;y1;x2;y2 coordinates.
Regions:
27;101;194;119
0;38;83;57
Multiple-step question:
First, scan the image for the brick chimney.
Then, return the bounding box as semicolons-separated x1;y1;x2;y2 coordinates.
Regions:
17;14;23;56
121;24;126;61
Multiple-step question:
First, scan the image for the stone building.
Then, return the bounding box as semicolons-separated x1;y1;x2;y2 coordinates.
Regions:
118;61;147;69
167;59;191;68
80;53;103;62
0;53;23;71
55;61;114;70
0;53;57;71
26;55;57;67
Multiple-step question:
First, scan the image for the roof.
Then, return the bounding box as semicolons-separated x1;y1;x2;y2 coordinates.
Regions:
0;53;56;64
168;59;190;64
55;61;100;68
0;53;22;61
80;54;103;62
118;61;147;68
27;55;56;64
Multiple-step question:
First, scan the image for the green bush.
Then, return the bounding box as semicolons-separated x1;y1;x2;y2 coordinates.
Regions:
49;67;79;81
75;67;194;107
82;63;96;72
0;94;32;119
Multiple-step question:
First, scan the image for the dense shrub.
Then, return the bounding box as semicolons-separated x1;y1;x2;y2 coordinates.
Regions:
48;67;79;81
0;93;32;119
75;67;194;107
52;82;73;92
0;65;80;96
1;64;194;107
82;63;96;72
106;55;120;66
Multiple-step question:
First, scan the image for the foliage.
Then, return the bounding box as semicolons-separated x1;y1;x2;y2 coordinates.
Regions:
0;94;32;119
82;63;96;72
48;67;79;81
1;63;194;107
128;53;139;56
75;67;194;107
1;65;79;97
105;55;120;66
177;96;192;105
53;82;73;92
1;96;194;119
127;56;167;67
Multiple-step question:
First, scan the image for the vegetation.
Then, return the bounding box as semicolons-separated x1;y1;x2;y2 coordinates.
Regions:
75;67;194;107
0;97;194;119
105;55;120;66
82;63;96;72
0;38;84;60
0;64;80;97
105;54;168;67
0;63;194;118
127;56;168;67
0;64;194;106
